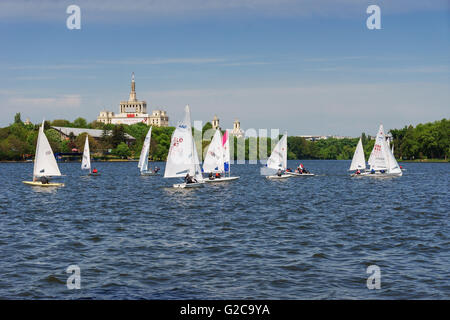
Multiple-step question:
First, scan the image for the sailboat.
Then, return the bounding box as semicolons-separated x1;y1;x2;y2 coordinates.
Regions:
265;133;292;179
361;124;402;177
164;105;204;188
203;129;239;182
138;126;159;176
349;137;366;176
22;120;64;187
81;135;99;176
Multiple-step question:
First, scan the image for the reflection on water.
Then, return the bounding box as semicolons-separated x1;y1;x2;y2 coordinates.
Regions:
0;160;448;299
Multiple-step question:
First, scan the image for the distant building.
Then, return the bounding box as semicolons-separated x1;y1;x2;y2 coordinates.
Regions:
296;135;353;141
211;115;220;130
231;119;244;138
97;73;169;127
51;126;136;146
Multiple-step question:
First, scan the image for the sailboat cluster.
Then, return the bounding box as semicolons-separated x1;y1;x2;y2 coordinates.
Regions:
22;108;403;188
349;124;402;177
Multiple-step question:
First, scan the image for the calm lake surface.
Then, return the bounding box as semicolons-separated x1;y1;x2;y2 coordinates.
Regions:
0;160;448;299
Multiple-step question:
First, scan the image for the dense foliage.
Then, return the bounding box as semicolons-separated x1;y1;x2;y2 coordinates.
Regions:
0;114;448;161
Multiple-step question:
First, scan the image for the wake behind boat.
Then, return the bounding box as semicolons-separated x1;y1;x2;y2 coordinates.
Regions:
164;105;204;188
22;120;64;187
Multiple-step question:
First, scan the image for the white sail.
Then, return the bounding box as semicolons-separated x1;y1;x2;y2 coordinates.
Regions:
349;138;366;171
81;135;91;172
368;124;390;171
33;120;61;178
386;141;402;175
138;126;152;172
267;133;287;170
203;129;224;173
164;105;203;181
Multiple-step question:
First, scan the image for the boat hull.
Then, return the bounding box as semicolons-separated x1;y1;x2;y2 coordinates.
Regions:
286;172;315;177
22;181;65;187
353;172;402;177
141;171;160;176
266;174;292;180
204;176;240;183
173;182;205;188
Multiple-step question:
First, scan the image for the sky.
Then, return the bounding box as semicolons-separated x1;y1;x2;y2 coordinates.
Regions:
0;0;448;136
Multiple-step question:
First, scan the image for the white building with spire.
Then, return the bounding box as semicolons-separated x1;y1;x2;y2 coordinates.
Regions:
97;73;169;126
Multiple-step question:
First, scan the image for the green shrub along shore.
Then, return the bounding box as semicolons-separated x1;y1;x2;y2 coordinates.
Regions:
0;113;448;162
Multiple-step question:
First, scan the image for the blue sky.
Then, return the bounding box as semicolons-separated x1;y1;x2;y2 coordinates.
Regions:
0;0;448;136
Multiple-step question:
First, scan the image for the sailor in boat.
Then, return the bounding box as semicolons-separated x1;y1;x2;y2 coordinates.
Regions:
208;172;214;180
277;169;282;177
215;172;221;179
184;173;197;184
370;169;375;174
153;167;160;174
356;169;361;175
286;168;292;173
40;176;49;184
92;168;98;174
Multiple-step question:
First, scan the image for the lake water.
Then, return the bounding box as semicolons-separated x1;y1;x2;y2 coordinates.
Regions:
0;160;448;299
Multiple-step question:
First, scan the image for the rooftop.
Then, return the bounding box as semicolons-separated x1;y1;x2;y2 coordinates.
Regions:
52;126;136;140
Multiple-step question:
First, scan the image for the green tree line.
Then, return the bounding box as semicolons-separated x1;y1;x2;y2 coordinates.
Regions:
0;114;448;161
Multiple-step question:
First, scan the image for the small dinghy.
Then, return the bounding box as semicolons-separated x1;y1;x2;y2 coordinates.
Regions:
349;137;367;176
203;129;239;183
164;105;205;188
138;126;161;176
22;120;64;187
264;133;292;179
81;135;100;176
362;124;402;177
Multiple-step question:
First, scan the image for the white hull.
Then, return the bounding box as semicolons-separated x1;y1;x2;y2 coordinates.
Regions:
141;171;160;176
173;181;205;188
354;171;402;177
266;174;292;180
286;172;315;177
204;176;240;183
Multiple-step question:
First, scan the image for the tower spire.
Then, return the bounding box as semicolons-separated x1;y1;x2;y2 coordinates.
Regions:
129;72;136;101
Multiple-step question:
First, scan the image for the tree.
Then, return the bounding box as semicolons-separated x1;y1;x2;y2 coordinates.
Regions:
73;117;88;128
113;142;131;159
14;113;23;125
111;125;126;148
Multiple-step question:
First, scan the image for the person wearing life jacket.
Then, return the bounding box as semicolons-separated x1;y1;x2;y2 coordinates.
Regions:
370;169;375;174
277;169;282;177
92;168;98;174
356;169;361;175
185;173;194;184
40;176;49;184
215;172;221;179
